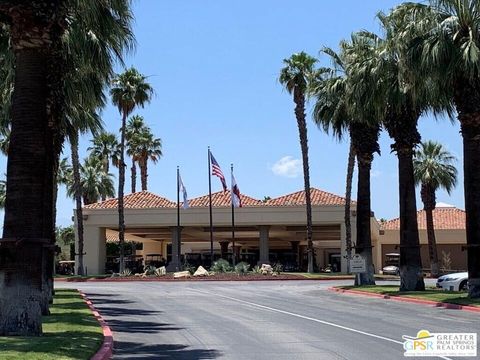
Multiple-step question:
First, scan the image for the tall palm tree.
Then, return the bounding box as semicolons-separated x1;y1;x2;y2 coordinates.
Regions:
0;0;134;334
345;5;451;290
410;0;480;298
135;129;162;191
312;41;379;285
67;155;115;206
125;115;147;193
111;68;153;272
88;132;120;200
280;52;317;273
0;1;67;336
414;141;457;277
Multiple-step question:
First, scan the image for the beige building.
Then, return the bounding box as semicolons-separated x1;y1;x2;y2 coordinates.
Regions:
76;188;363;275
75;187;468;275
373;204;467;272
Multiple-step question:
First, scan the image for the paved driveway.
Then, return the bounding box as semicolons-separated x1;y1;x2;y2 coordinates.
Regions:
56;280;479;360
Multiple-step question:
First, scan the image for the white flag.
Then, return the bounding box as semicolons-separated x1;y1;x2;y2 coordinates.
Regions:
231;171;242;208
179;173;189;209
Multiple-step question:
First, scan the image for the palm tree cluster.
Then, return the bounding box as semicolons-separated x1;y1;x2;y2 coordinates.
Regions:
281;0;478;298
0;1;156;335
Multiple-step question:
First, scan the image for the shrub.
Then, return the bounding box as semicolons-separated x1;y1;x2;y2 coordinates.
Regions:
120;269;132;277
143;265;156;275
235;262;250;275
272;263;283;275
211;259;232;273
183;261;196;274
251;265;262;274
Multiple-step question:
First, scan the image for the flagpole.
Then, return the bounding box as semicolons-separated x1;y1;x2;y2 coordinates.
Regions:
208;147;214;267
176;166;181;271
231;163;236;267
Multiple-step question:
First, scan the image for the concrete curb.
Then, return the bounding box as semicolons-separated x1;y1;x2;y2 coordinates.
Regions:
79;291;113;360
328;287;480;313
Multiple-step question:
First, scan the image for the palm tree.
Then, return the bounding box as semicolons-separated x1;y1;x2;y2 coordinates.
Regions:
280;52;317;273
410;0;480;298
88;132;120;200
414;141;457;277
0;0;134;334
67;155;115;206
111;68;153;272
312;41;379;285
0;178;5;209
135;129;162;191
57;157;72;186
125;115;147;193
344;5;452;290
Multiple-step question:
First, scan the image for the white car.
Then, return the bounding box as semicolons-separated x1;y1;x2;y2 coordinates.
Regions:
436;272;468;291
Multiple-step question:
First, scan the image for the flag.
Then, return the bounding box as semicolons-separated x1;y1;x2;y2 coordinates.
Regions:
210;152;227;191
231;171;242;208
179;173;189;209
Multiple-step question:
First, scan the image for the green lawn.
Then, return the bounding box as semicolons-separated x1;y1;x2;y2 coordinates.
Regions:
288;272;399;280
0;289;104;360
339;285;480;307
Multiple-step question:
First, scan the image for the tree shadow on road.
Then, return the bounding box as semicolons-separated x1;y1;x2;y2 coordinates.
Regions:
113;342;222;359
107;319;183;334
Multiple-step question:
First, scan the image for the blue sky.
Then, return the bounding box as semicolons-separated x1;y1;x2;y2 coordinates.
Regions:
1;0;465;227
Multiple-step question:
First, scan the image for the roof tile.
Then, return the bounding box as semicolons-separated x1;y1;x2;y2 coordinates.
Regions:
265;188;353;206
188;190;262;207
382;207;465;230
84;191;176;209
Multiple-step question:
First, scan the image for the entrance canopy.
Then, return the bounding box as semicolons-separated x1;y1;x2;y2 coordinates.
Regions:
77;188;357;274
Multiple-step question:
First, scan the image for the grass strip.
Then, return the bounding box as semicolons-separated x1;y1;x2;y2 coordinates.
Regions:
338;285;480;307
0;289;104;360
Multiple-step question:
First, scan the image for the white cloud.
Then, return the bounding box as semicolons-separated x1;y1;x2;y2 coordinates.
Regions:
271;156;302;178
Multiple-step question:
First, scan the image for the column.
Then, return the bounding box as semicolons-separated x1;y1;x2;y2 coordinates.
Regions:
258;226;270;265
219;241;229;259
166;227;181;272
80;226;106;275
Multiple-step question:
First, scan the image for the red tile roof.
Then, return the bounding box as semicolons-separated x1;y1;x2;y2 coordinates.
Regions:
264;188;353;206
84;188;351;209
84;191;176;209
382;206;466;230
187;190;263;207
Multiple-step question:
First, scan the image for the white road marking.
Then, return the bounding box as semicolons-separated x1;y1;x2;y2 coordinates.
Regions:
191;288;453;360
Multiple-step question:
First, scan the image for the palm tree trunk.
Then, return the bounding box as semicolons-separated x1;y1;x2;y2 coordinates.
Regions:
131;157;136;193
421;184;439;277
350;123;378;285
294;89;314;273
460;120;480;298
70;131;84;276
354;154;376;285
118;113;127;273
0;46;49;336
101;161;109;201
344;138;356;274
141;158;148;191
397;148;425;291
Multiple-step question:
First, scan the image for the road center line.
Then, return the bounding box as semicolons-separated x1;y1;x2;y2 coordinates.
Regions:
190;288;453;360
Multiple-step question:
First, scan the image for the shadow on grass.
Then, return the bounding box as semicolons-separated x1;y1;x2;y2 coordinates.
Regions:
114;341;221;360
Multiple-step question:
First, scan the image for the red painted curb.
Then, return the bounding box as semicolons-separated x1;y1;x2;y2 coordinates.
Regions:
328;287;480;313
79;291;113;360
55;276;356;282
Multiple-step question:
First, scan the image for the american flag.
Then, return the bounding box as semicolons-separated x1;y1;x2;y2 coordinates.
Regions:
210;152;227;191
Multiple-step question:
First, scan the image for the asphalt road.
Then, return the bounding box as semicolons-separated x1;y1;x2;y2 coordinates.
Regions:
56;280;479;360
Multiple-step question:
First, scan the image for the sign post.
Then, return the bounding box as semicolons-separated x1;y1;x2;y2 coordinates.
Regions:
351;254;366;273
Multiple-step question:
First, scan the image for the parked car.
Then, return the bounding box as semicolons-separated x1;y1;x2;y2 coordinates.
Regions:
382;253;400;275
436;272;468;291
